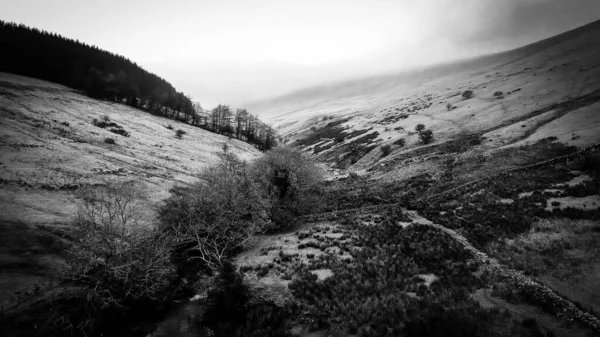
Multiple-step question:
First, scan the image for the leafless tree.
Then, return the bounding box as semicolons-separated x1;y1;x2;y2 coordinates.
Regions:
159;145;268;271
63;181;174;313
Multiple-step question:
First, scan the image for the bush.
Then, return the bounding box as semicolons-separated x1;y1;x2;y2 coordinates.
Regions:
249;146;324;230
104;138;116;144
175;129;186;139
394;138;406;147
446;103;454;111
109;128;129;137
159;144;268;271
493;91;504;98
462;90;474;100
202;262;251;334
63;181;175;332
381;144;392;157
101;115;110;123
415;124;426;133
419;129;434;144
166;124;174;130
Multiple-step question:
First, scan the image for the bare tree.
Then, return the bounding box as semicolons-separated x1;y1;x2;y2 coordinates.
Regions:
159;145;268;271
63;181;174;316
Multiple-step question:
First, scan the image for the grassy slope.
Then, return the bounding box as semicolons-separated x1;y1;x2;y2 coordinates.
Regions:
249;20;600;173
0;72;262;309
234;20;600;336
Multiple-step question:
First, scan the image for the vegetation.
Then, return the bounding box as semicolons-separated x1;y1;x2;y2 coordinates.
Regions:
159;145;323;272
0;21;191;113
61;182;176;335
419;129;434;144
250;146;324;228
0;20;276;151
288;217;546;336
394;138;406;146
415;124;434;144
175;129;186;139
380;144;392;157
462;90;474;100
92;116;130;137
158;144;268;271
200;262;295;336
416;154;600;250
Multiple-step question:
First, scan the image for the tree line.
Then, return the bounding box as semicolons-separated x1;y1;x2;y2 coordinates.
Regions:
0;20;276;150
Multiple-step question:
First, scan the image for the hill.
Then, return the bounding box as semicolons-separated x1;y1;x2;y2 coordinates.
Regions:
0;72;261;310
0;21;276;151
249;19;600;173
0;20;193;114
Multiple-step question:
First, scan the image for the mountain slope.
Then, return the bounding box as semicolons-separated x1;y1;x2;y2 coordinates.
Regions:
249;19;600;172
0;72;261;225
0;72;262;309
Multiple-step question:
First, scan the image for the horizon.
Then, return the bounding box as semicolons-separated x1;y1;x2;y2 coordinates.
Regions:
2;0;600;109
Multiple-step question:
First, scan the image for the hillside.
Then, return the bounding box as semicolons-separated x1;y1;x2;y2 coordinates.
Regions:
0;20;194;115
0;72;261;309
249;19;600;173
0;21;276;152
210;19;600;337
2;17;600;337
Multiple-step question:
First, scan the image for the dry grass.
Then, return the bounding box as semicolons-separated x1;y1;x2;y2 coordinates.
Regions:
0;72;262;313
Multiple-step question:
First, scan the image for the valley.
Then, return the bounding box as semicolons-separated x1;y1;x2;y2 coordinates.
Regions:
1;15;599;337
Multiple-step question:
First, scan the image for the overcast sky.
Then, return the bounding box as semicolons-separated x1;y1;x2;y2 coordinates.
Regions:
3;0;600;107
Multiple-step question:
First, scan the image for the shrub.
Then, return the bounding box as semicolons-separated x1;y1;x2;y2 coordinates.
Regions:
202;262;251;334
175;129;186;139
61;121;70;127
249;146;324;229
415;124;426;133
493;91;504;98
394;138;406;147
109;128;130;137
381;144;392;157
63;181;175;332
159;145;268;271
166;124;174;130
101;115;110;123
462;90;474;100
104;138;116;144
446;103;454;111
419;129;434;144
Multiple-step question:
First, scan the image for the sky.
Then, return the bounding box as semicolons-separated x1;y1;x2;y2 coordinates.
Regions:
2;0;600;107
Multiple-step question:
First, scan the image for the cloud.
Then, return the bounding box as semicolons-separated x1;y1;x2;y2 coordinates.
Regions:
3;0;599;107
455;0;600;47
